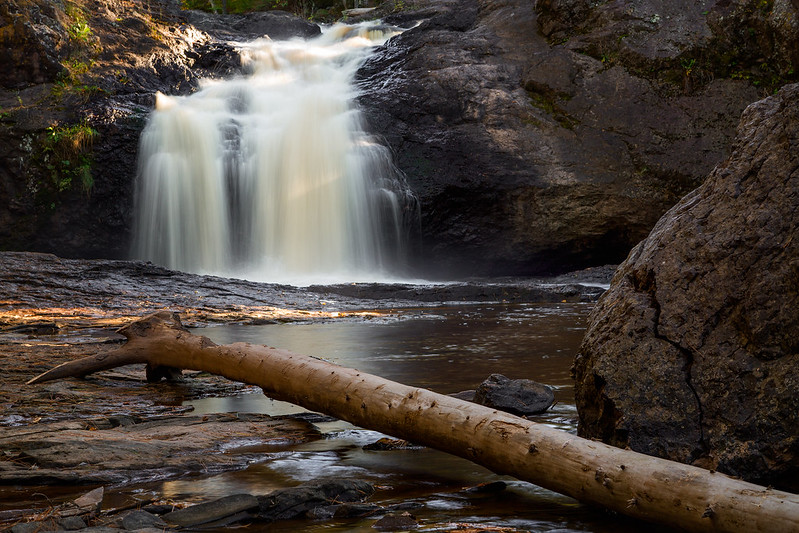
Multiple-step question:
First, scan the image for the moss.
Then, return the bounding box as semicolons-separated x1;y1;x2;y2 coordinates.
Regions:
38;122;99;196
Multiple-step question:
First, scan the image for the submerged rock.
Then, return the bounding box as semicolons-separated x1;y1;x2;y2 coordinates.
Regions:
0;413;319;485
574;83;799;490
473;374;555;415
256;480;376;522
372;512;419;531
162;494;259;527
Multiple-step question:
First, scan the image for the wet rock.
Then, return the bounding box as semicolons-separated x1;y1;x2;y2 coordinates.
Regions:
449;390;475;401
0;413;319;486
139;505;176;515
574;83;799;490
372;512;418;530
386;502;424;511
332;503;384;518
473;374;554;415
57;516;88;530
11;523;57;533
256;480;375;521
357;0;795;276
308;280;605;303
162;494;258;527
363;438;419;450
184;10;321;41
119;510;168;530
0;252;608;335
461;481;506;494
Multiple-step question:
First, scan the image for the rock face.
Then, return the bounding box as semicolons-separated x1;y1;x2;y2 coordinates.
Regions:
573;83;799;490
0;0;70;87
358;0;797;276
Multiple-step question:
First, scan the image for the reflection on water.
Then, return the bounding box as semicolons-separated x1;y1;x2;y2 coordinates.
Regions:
192;302;589;405
157;303;664;532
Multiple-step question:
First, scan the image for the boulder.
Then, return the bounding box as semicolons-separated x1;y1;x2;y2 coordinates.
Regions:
573;83;799;490
358;0;799;276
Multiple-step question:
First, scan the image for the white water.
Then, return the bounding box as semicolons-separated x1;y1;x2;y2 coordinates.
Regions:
133;23;413;285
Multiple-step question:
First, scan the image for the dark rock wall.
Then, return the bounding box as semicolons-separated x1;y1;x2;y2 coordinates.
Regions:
358;0;798;277
574;83;799;490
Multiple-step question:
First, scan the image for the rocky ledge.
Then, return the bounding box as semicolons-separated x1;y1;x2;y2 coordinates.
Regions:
574;83;799;491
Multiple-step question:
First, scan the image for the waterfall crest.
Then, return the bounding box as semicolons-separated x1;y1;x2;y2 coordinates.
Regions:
132;23;415;285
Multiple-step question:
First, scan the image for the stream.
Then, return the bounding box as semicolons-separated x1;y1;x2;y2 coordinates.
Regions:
119;302;662;532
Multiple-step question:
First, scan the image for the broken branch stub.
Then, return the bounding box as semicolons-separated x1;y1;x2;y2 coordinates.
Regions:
27;311;799;533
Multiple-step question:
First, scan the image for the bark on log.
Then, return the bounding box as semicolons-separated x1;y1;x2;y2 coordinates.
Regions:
28;311;799;532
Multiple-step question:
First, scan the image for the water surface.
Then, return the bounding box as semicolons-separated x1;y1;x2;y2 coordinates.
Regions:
163;303;664;532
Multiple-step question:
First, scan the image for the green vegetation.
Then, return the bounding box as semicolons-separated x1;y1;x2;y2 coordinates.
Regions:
64;2;94;42
40;123;99;195
51;2;107;103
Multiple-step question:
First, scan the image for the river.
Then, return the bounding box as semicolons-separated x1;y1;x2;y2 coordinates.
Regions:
124;302;665;532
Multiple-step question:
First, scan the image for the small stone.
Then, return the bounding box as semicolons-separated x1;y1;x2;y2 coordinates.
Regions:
363;438;418;450
57;515;87;530
12;523;55;533
74;486;105;512
140;504;175;515
120;510;168;530
373;512;418;530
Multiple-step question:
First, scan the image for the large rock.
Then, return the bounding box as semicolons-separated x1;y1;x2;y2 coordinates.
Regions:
358;0;799;276
473;373;554;415
573;83;799;490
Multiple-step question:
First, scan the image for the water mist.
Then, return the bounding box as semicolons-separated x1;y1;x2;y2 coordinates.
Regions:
132;23;415;285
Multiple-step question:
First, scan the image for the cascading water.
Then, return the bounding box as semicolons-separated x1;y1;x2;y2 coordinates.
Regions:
132;23;415;285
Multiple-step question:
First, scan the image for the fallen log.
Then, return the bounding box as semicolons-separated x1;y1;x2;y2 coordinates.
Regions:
28;311;799;532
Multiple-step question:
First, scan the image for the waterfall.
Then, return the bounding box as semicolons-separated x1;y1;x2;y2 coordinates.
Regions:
132;23;415;285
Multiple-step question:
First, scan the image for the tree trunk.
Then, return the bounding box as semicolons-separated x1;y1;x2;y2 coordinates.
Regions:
28;311;799;532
